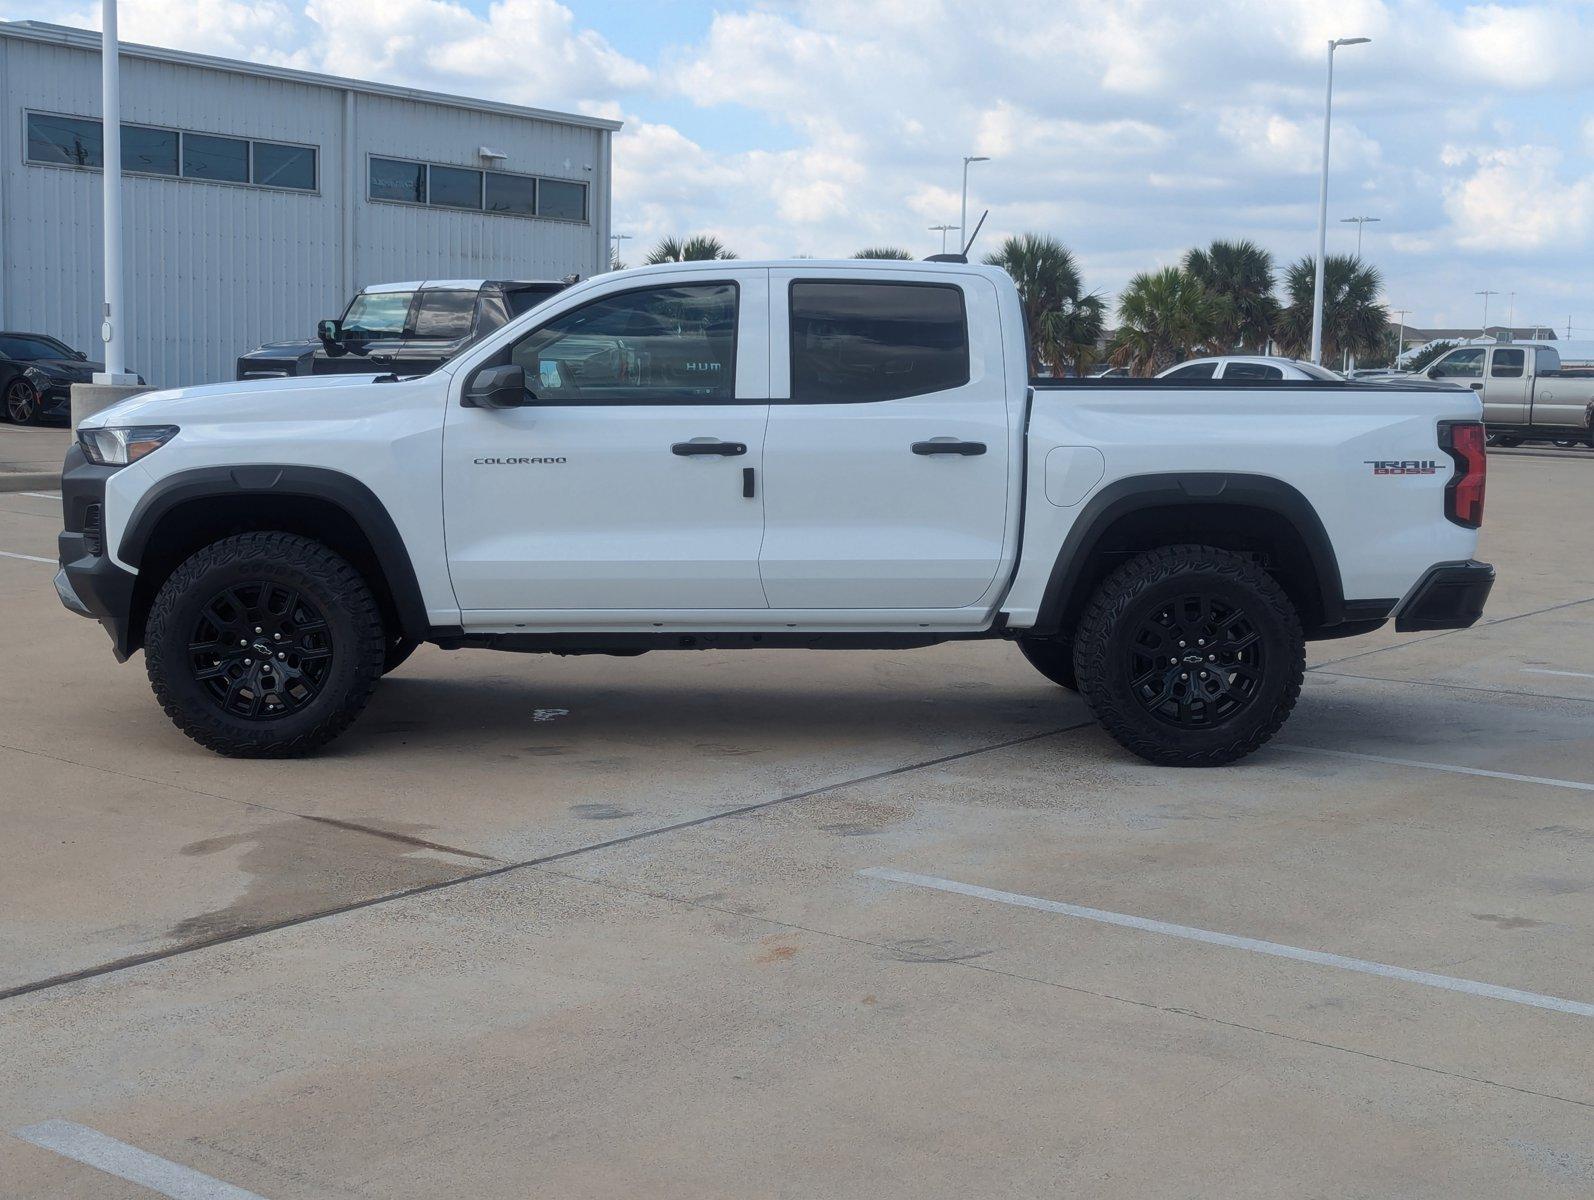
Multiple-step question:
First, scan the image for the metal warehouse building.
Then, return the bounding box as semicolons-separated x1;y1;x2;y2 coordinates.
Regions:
0;20;618;387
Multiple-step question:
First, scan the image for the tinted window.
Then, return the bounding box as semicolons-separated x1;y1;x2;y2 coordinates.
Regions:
370;157;426;204
486;172;536;216
1537;348;1559;375
430;165;482;210
1164;362;1218;379
123;125;177;175
183;133;249;182
27;113;102;167
0;334;76;361
1432;348;1484;378
1223;362;1283;380
342;291;414;335
509;284;737;403
505;285;564;316
1490;348;1524;378
412;290;477;338
253;141;316;190
790;281;968;402
539;179;587;221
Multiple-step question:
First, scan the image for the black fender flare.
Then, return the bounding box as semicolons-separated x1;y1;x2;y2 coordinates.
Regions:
1031;472;1346;636
119;465;431;642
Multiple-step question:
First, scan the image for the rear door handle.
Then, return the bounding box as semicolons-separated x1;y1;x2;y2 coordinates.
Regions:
912;440;987;456
672;441;747;456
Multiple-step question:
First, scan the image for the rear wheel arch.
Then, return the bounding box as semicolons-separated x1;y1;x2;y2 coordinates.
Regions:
1032;473;1344;640
119;467;429;655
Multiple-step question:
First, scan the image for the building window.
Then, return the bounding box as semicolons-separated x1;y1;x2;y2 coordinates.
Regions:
27;113;102;167
183;132;249;183
429;164;483;210
24;112;317;192
539;178;586;221
123;125;178;176
252;141;316;190
369;157;427;204
485;171;535;216
368;155;587;223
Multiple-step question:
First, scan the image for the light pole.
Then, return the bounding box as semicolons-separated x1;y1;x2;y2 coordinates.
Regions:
1390;308;1410;367
1475;289;1498;337
929;223;957;254
1340;215;1380;257
1310;36;1371;365
960;155;989;256
95;0;136;385
1506;291;1515;329
609;232;631;268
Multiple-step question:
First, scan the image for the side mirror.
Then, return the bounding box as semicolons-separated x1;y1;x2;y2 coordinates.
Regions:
74;349;88;360
464;363;529;409
316;318;343;345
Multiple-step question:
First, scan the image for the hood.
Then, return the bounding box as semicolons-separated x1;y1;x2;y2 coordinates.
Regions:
26;357;101;382
78;371;388;428
241;340;319;361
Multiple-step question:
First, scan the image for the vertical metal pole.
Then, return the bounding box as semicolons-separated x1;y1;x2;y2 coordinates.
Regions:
97;0;128;381
959;159;970;256
1309;41;1334;366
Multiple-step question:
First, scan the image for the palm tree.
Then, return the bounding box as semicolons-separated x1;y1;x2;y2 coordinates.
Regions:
1182;239;1278;351
983;233;1102;375
852;247;914;260
1110;267;1225;376
1275;255;1387;366
644;235;738;264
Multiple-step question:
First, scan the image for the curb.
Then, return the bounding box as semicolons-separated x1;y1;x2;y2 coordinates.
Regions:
0;470;60;493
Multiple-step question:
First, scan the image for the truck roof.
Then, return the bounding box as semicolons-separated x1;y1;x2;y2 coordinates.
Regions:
360;279;565;294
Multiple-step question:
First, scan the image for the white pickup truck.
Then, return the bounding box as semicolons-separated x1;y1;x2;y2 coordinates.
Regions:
56;260;1493;766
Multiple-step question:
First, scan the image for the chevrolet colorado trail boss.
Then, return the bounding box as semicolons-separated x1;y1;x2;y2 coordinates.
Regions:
56;260;1494;766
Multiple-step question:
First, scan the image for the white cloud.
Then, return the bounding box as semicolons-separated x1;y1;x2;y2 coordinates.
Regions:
1444;145;1594;252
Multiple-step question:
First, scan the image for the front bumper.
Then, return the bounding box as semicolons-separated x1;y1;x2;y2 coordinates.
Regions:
57;444;140;659
1394;561;1495;632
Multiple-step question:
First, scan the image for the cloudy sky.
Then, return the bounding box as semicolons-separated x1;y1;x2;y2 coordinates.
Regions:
7;0;1592;333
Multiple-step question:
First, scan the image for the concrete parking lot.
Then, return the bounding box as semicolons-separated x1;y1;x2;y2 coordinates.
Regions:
1;449;1592;1198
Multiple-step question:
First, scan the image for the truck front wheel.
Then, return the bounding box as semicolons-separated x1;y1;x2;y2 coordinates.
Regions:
1072;545;1304;767
144;532;388;757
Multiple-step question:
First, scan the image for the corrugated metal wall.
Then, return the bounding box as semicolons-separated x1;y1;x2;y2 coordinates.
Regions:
0;30;610;388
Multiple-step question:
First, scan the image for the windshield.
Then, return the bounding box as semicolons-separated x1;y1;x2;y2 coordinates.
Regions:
0;334;77;361
342;291;414;335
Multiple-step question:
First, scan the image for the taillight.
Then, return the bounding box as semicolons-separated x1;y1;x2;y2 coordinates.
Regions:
1439;421;1486;528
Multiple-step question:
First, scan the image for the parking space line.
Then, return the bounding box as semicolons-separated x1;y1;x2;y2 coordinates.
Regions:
1523;668;1594;681
13;1120;269;1199
0;549;54;564
1276;744;1594;793
859;867;1594;1019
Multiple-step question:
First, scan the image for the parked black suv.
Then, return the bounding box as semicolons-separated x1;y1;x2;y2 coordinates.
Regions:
2;332;142;425
236;279;569;380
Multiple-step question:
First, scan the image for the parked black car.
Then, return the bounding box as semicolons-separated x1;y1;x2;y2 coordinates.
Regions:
236;278;569;380
1;332;141;425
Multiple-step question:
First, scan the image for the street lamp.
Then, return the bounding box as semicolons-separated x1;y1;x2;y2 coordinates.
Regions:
609;232;631;266
1475;289;1498;337
1340;215;1380;257
1390;308;1411;367
1310;36;1371;365
929;223;958;254
95;0;136;385
960;155;989;256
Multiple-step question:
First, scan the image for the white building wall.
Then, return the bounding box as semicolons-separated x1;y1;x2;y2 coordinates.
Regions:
0;23;614;388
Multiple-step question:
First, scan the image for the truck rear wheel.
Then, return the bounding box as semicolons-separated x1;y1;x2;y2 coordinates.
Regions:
144;532;387;757
1017;635;1078;691
1073;544;1304;767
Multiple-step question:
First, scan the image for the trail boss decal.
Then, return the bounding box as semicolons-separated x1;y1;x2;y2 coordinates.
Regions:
474;457;566;465
1365;459;1439;476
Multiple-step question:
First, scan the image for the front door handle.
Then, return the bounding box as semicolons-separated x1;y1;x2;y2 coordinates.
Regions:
912;440;987;456
1469;382;1483;391
672;441;747;456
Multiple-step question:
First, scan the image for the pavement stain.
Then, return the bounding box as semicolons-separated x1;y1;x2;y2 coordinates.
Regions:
169;817;484;943
1468;913;1549;930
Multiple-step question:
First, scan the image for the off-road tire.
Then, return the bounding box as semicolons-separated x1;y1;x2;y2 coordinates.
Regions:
144;532;387;757
1017;635;1078;691
1073;544;1304;767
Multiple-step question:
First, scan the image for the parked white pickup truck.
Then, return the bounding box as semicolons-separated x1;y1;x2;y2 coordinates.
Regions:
56;260;1493;766
1416;342;1594;448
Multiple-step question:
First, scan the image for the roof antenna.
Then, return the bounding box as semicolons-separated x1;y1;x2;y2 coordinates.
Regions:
925;210;988;264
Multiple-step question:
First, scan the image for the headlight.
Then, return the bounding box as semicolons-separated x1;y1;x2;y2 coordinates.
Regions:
78;425;179;466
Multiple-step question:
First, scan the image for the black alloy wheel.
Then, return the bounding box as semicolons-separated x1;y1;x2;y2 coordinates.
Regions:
1125;592;1265;728
4;378;41;425
187;582;334;719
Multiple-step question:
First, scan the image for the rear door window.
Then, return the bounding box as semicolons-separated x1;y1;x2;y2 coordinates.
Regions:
789;281;969;402
1490;348;1525;378
1221;363;1283;380
412;290;478;338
